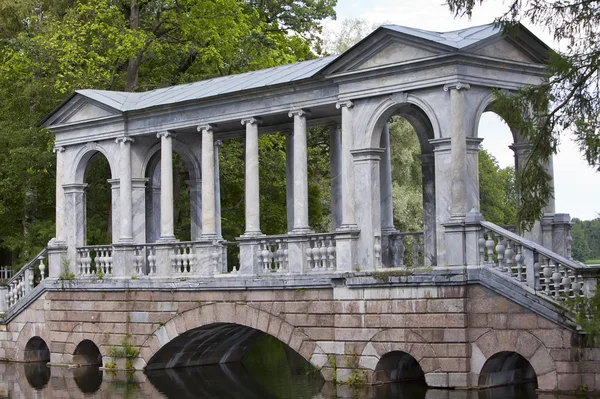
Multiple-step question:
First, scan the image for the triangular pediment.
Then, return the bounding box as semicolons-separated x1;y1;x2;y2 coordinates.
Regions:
42;94;122;128
469;37;539;63
353;41;437;70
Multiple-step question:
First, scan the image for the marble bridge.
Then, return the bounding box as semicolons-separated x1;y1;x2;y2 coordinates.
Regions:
1;23;599;392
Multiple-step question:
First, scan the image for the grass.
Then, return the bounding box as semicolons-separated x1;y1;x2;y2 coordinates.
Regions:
585;259;600;265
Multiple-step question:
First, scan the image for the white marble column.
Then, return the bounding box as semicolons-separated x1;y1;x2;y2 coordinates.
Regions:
330;125;342;230
199;124;217;237
63;183;87;269
214;140;223;238
157;131;176;242
241;118;262;236
380;123;395;233
285;133;294;232
336;101;357;229
288;110;310;233
53;146;66;243
116;137;134;243
445;83;471;221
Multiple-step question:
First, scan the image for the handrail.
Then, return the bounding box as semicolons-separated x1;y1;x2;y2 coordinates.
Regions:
6;248;48;286
481;221;590;272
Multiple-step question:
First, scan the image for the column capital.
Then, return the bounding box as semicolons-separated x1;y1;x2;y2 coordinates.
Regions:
509;142;532;153
288;109;310;118
156;131;175;139
241;117;262;126
115;136;134;144
336;100;354;109
215;139;223;147
52;146;65;153
443;82;471;92
197;124;216;133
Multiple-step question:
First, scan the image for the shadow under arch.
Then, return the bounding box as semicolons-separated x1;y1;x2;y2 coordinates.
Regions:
73;339;102;365
478;351;537;388
23;336;50;363
24;362;51;390
374;351;426;384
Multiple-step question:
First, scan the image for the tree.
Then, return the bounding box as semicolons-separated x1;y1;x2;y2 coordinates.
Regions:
447;0;600;229
478;149;517;226
0;0;336;266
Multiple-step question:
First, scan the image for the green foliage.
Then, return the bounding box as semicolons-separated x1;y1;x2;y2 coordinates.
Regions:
109;339;139;359
446;0;600;229
571;218;600;262
565;285;600;343
478;149;517;225
0;0;335;262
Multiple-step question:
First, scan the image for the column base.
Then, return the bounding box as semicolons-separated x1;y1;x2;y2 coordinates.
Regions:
117;237;135;244
336;224;358;232
241;231;264;239
289;228;312;235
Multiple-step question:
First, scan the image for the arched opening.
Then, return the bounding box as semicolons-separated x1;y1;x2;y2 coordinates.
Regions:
23;336;50;363
477;110;518;228
73;339;102;365
145;323;323;398
145;151;197;243
374;351;426;385
24;362;51;390
377;103;436;267
85;153;113;245
478;351;537;388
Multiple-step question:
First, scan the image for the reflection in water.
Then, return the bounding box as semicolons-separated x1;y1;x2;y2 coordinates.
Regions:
23;362;50;390
73;365;103;393
0;361;575;399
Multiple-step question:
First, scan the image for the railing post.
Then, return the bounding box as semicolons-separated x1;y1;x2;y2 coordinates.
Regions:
334;230;359;273
464;211;483;267
47;242;68;279
582;272;597;298
238;237;261;275
112;244;136;277
287;234;309;274
0;285;7;313
194;241;220;276
154;244;173;277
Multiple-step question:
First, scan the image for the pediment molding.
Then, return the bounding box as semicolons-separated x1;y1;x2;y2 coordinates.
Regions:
43;94;122;128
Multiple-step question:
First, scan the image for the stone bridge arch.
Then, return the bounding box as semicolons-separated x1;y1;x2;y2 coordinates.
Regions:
14;322;52;362
140;302;321;373
359;328;441;385
471;329;557;390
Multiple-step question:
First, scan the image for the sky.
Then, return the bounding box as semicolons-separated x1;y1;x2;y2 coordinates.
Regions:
329;0;600;221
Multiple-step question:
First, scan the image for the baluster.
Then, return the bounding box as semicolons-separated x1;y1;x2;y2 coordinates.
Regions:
542;256;552;296
283;244;289;271
311;244;320;269
262;243;271;272
552;261;562;300
374;236;381;268
514;245;525;282
148;247;156;275
28;269;34;292
77;250;83;275
573;273;583;297
532;254;541;291
5;292;9;308
504;239;514;277
485;230;495;267
85;249;92;275
39;257;46;280
319;239;327;268
273;243;281;271
562;271;572;299
478;230;486;267
107;248;113;275
495;237;506;272
413;237;420;267
327;238;336;269
94;249;102;276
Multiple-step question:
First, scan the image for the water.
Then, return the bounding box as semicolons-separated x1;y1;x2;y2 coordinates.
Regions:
0;362;586;399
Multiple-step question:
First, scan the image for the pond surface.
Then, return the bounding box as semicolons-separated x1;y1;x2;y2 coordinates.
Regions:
0;361;586;399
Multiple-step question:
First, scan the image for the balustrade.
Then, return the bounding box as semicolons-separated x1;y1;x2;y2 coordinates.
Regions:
306;234;336;272
2;249;47;312
258;238;288;274
387;232;424;268
171;243;195;274
480;221;594;301
76;246;113;277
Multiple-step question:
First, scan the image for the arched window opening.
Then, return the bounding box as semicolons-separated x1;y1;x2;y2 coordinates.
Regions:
85;153;112;245
374;351;426;385
478;351;537;388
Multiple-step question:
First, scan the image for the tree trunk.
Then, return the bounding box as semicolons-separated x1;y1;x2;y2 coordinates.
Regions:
126;0;141;92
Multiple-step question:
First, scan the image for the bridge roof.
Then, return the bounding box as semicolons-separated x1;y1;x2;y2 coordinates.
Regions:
42;22;550;126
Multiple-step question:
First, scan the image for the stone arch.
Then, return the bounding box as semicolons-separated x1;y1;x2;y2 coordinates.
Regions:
14;322;52;362
360;329;441;385
23;336;50;362
140;302;320;372
471;329;557;390
71;142;117;184
479;351;537;388
140;140;201;182
366;93;437;150
374;351;426;384
73;339;102;365
472;90;519;143
57;322;108;364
